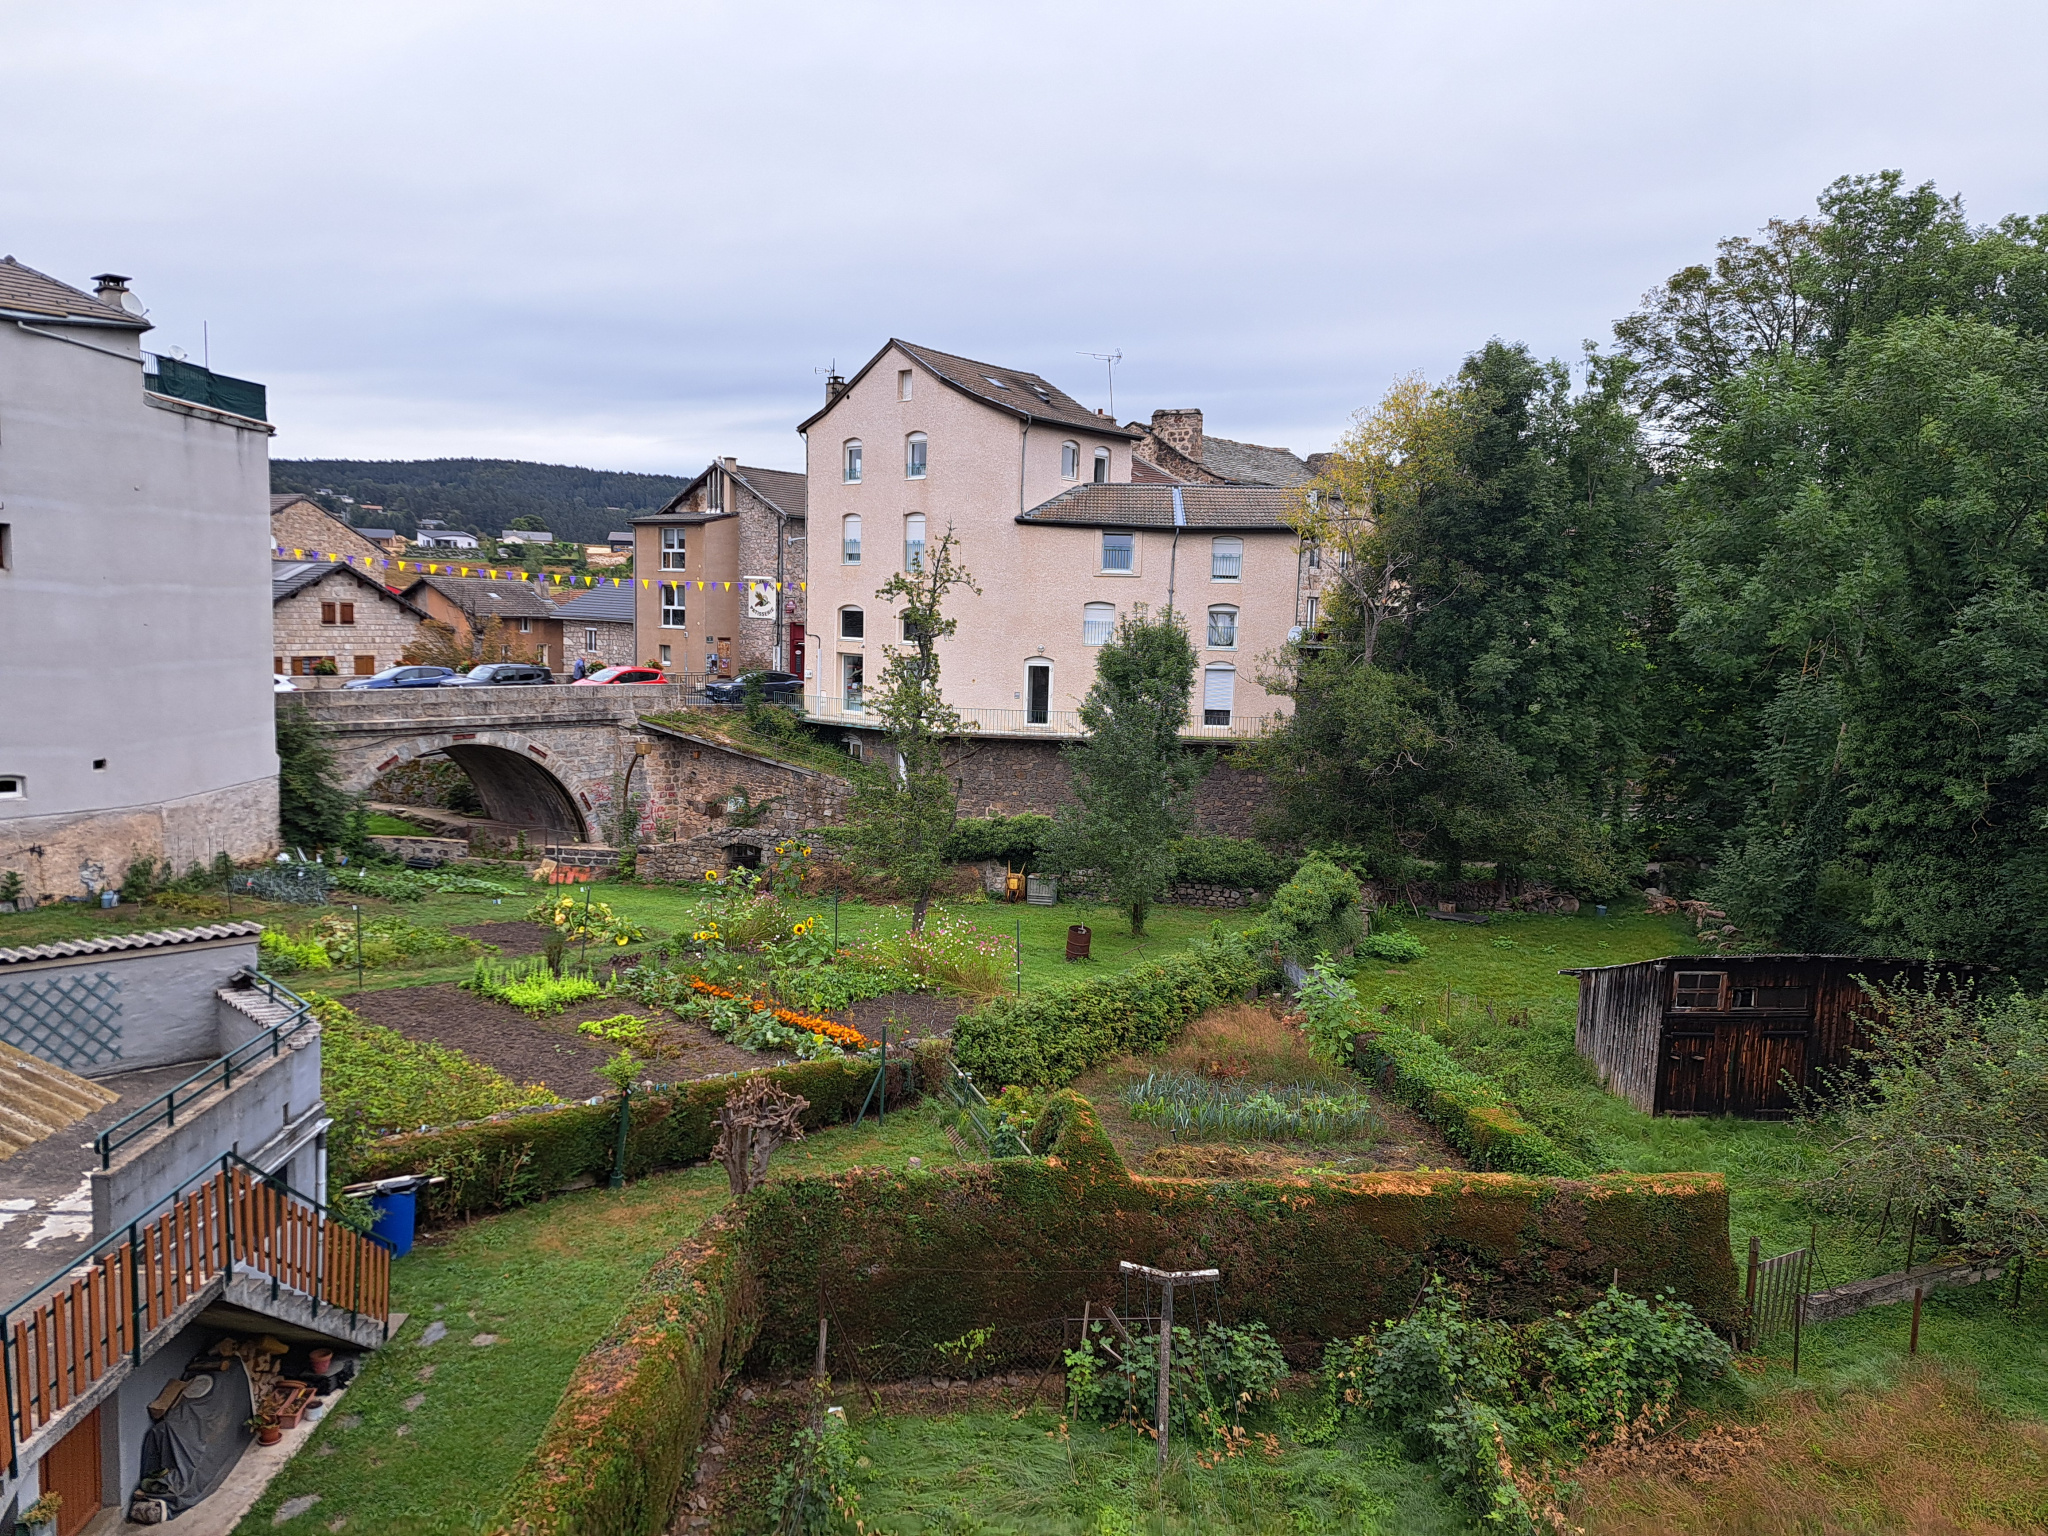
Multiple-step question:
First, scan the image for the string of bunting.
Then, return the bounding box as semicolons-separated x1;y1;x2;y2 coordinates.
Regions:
269;543;807;594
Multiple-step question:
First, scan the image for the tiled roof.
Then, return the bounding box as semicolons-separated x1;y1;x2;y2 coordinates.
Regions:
356;528;398;540
605;531;634;544
1019;483;1305;531
403;574;560;620
733;465;807;518
1131;457;1185;484
270;493;323;514
0;257;148;328
798;340;1138;439
0;922;263;968
1198;436;1314;488
552;584;637;623
273;560;423;613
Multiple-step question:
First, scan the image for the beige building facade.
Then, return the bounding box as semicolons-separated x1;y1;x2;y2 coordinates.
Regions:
798;341;1319;737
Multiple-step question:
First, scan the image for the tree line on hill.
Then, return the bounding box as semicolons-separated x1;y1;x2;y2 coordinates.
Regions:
269;458;694;545
841;171;2048;982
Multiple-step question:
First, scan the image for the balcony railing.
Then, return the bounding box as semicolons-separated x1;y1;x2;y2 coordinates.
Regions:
801;694;1274;740
0;1155;390;1474
94;972;316;1169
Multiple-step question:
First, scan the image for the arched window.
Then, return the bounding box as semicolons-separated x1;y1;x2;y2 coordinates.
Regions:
1207;605;1238;648
905;432;927;479
1211;537;1243;580
1202;664;1236;727
839;606;864;640
842;514;862;565
1061;441;1080;479
843;439;863;483
1092;447;1110;484
904;514;926;571
1082;602;1116;645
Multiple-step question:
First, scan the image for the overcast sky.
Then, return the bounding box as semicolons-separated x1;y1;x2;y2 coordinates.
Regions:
6;0;2045;476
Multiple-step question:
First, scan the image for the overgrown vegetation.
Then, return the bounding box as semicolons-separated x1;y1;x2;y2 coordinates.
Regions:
1121;1071;1385;1143
276;701;366;854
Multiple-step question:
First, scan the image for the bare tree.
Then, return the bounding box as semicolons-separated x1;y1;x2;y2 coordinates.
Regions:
711;1076;810;1195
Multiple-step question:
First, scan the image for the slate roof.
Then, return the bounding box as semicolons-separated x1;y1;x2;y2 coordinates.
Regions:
1197;436;1315;488
402;574;559;620
640;462;808;524
798;340;1137;439
0;257;148;328
272;560;424;613
553;584;638;623
271;493;323;514
1018;484;1305;531
0;923;263;968
356;528;398;540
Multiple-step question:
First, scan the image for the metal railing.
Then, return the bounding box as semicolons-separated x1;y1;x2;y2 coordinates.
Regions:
0;1153;390;1474
801;694;1275;740
93;973;316;1169
941;1061;1032;1160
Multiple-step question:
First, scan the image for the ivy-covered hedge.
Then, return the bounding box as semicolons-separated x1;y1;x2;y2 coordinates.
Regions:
1170;835;1293;892
493;1092;1736;1535
950;930;1272;1087
1352;1020;1588;1176
353;1056;908;1221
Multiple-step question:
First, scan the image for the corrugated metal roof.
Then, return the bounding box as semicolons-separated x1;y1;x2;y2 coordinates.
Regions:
0;922;263;968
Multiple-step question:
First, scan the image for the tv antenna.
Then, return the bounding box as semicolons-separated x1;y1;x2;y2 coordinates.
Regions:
1078;349;1122;419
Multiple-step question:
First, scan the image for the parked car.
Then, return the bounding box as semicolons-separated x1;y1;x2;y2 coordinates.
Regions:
273;673;296;694
702;670;801;705
438;662;554;687
343;664;456;690
572;665;668;686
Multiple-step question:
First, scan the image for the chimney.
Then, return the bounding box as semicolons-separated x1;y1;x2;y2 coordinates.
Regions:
824;372;847;404
1151;408;1204;463
722;456;738;473
92;273;140;315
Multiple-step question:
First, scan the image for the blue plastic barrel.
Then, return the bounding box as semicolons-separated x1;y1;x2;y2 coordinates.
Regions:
368;1188;417;1258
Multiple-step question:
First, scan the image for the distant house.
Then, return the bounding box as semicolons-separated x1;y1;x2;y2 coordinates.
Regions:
355;527;410;557
400;574;564;667
413;520;481;550
1125;408;1315;488
633;458;807;678
607;530;635;552
273;561;427;677
270;493;386;564
499;528;555;546
554;582;640;670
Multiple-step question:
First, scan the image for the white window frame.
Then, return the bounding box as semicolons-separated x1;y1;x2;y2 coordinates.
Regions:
842;652;864;711
1101;531;1134;573
518;617;533;634
839;606;865;640
1061;441;1080;479
660;527;686;570
1024;660;1053;725
842;514;862;566
904;514;926;572
1082;603;1115;645
1207;605;1238;649
585;627;598;652
898;368;913;401
0;776;23;799
1211;536;1243;580
843;439;863;483
659;582;687;629
906;432;927;480
1092;447;1110;484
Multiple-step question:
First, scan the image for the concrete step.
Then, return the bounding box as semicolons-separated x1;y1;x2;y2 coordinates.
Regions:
217;984;304;1032
0;1040;118;1159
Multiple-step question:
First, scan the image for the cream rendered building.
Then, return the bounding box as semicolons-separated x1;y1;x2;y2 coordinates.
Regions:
798;340;1322;739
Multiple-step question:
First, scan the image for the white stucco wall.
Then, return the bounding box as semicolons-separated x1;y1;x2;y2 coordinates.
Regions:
0;314;278;897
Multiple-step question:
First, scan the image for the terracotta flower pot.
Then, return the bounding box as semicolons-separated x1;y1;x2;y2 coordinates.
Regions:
309;1348;334;1375
257;1424;283;1446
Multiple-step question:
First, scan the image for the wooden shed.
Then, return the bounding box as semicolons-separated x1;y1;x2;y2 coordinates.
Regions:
1565;954;1987;1118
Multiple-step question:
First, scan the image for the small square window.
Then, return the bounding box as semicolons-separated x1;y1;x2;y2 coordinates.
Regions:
1102;532;1133;572
0;776;23;798
92;759;108;771
659;644;672;665
1673;972;1725;1010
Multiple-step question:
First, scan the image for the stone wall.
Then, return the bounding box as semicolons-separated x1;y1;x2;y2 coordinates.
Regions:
1190;752;1270;837
0;779;279;904
733;481;804;674
945;734;1269;836
635;726;849;881
562;618;636;671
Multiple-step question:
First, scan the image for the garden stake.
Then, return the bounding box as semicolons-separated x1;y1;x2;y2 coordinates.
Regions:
1910;1286;1923;1354
1016;919;1023;997
833;892;839;951
580;882;594;975
1120;1261;1219;1469
351;904;363;993
610;1081;630;1190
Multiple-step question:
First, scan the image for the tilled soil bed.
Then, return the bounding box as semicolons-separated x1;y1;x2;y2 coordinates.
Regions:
447;920;555;956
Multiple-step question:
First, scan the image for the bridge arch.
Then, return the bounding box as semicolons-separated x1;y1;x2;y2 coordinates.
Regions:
350;731;594;842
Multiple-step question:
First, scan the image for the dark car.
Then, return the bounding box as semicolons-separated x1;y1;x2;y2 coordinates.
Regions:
571;665;669;686
343;664;455;690
703;670;802;704
439;662;555;687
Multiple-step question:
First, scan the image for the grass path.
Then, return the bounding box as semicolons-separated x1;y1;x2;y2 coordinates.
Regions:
234;1101;964;1536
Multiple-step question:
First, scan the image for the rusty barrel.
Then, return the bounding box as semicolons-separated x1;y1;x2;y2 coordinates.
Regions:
1065;924;1091;962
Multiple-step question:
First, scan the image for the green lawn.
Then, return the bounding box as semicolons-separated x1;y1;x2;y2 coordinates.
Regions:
364;812;436;837
236;1097;966;1536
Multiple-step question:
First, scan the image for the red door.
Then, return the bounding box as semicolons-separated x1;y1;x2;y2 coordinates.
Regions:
43;1405;102;1536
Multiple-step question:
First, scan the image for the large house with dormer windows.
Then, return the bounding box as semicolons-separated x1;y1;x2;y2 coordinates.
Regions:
797;340;1325;742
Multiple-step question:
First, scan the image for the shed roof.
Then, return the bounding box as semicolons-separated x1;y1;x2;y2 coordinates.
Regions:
1018;483;1303;531
1559;953;1992;977
0;257;149;329
0;922;263;968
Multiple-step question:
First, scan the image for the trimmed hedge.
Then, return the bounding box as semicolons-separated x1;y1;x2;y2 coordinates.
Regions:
1170;835;1292;893
354;1056;908;1222
1352;1020;1588;1176
494;1092;1737;1535
949;930;1272;1087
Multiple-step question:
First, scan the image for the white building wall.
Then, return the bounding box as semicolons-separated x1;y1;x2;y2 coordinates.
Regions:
0;317;278;899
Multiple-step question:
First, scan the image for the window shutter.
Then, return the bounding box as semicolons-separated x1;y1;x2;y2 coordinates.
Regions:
1203;665;1235;712
339;602;355;625
320;601;336;624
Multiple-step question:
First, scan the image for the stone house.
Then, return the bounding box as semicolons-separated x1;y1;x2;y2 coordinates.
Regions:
272;560;427;677
1126;407;1319;488
269;493;385;564
632;459;806;679
552;581;640;670
399;574;564;668
798;340;1326;742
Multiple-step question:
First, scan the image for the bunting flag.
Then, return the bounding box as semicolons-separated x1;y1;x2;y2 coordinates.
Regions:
271;539;628;594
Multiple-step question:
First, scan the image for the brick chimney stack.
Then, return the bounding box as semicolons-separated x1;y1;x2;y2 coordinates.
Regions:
824;372;847;404
1151;408;1204;463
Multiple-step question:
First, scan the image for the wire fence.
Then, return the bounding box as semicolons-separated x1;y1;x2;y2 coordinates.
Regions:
939;1059;1031;1160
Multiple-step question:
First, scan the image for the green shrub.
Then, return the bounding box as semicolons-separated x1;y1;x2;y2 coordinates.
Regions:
1170;835;1292;892
260;926;332;974
332;863;523;901
314;911;480;969
1357;929;1427;963
1259;853;1364;960
464;955;607;1015
946;813;1053;867
1354;1018;1588;1176
950;929;1270;1087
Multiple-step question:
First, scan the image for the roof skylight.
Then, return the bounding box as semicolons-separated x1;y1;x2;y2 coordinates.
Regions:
983;376;1010;390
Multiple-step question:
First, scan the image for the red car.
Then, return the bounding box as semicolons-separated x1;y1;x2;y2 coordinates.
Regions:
571;665;669;686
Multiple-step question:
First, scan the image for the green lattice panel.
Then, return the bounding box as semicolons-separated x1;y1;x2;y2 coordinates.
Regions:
0;971;124;1071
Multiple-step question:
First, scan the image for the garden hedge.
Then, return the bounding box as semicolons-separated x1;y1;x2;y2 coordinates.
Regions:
1352;1019;1590;1176
492;1092;1737;1536
949;929;1272;1086
353;1055;909;1221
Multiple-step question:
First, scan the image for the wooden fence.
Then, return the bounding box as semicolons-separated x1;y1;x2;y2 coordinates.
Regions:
1;1158;389;1470
1744;1236;1813;1364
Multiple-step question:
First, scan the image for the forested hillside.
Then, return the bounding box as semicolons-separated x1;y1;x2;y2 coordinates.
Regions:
269;458;697;544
